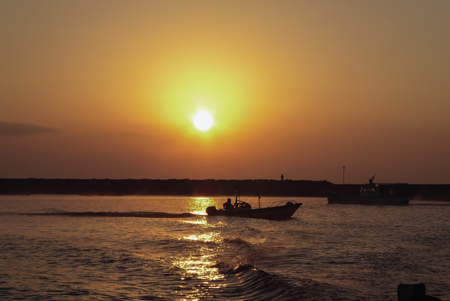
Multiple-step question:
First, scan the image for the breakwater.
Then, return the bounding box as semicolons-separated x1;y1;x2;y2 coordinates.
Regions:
0;178;332;196
0;178;449;200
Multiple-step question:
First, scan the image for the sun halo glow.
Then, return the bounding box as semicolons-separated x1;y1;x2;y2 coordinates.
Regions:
193;111;214;131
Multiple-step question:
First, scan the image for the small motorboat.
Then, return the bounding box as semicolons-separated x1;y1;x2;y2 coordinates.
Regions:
206;193;302;220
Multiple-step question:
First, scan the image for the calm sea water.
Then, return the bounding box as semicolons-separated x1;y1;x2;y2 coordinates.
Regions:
0;195;449;301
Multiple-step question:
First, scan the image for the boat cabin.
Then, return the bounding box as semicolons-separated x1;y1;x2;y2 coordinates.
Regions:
234;201;252;209
360;183;409;198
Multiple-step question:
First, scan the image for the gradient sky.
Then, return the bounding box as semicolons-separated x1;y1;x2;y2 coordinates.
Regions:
1;1;450;184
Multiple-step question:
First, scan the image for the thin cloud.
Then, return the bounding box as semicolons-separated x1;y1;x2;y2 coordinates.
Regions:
0;121;60;137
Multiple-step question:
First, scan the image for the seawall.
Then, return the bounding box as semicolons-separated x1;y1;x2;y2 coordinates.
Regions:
1;179;449;200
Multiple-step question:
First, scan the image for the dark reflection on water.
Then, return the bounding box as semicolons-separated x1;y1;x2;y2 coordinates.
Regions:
0;196;449;300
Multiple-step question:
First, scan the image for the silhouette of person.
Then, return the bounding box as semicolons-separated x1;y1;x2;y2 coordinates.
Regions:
281;174;284;181
223;198;233;210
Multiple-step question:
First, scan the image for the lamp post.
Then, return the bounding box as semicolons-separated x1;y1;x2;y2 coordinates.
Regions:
342;166;345;185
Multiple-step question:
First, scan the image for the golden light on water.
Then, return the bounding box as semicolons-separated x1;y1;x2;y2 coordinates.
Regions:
173;250;224;282
183;219;208;225
173;236;226;299
187;197;217;215
182;220;226;229
173;202;228;299
182;232;220;243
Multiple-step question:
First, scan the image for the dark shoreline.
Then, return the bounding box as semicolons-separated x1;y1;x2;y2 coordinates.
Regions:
1;178;450;201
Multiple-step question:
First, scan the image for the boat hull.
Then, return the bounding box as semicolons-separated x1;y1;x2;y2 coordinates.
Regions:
326;191;409;205
206;203;302;220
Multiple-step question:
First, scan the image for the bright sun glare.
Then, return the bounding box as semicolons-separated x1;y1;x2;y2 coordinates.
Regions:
193;111;214;131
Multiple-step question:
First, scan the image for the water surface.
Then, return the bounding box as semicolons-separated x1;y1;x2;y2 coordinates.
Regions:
1;195;449;300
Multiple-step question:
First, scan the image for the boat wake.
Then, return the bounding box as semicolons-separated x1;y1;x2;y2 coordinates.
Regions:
210;261;362;301
7;211;197;218
209;235;368;300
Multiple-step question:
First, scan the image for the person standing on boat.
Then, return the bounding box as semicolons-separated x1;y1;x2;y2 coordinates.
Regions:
223;198;233;210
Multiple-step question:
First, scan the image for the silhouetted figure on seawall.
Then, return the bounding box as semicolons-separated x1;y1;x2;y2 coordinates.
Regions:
398;283;441;301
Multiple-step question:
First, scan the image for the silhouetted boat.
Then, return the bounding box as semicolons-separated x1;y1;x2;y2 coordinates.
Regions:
326;182;410;205
206;194;302;220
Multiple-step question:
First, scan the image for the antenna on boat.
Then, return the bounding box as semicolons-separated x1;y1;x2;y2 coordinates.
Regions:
235;189;241;205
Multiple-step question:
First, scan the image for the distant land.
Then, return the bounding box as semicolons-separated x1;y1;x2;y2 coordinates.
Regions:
0;178;450;200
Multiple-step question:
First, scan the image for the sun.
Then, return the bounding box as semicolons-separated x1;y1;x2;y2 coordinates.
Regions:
193;110;214;131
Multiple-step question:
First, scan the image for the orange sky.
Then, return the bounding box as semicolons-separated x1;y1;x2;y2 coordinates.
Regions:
1;1;450;184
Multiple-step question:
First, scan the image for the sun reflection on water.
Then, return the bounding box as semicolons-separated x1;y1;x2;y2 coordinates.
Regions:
172;197;231;299
173;244;226;299
182;219;207;225
183;232;220;243
172;218;229;300
187;197;218;215
181;219;226;229
173;249;223;281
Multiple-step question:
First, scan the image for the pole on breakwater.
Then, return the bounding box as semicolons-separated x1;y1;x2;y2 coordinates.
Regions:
342;166;345;184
